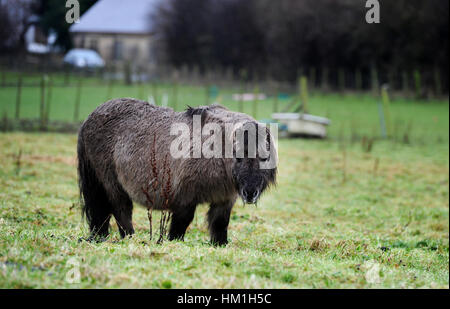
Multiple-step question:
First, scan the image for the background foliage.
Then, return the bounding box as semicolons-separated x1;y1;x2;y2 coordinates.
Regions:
155;0;449;86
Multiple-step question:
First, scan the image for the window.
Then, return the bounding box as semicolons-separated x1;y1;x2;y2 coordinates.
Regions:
90;39;98;52
113;40;123;60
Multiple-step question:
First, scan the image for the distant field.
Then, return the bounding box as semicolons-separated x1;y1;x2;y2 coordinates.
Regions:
0;72;448;143
0;73;448;288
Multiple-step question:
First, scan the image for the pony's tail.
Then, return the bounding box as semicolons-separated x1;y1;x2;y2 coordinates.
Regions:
77;128;90;222
77;127;104;226
77;126;112;238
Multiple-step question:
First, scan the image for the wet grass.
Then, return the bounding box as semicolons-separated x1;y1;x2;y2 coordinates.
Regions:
0;75;448;287
0;128;448;288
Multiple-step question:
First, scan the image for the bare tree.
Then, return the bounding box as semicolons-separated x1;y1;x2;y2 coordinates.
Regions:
0;0;34;53
154;0;448;90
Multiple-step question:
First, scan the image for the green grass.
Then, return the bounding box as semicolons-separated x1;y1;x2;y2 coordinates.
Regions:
1;73;448;142
0;76;448;288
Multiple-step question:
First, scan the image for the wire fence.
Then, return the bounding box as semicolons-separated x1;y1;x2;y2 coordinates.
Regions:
0;61;448;134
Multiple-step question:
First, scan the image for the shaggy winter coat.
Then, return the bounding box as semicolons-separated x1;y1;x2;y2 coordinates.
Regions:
78;98;276;245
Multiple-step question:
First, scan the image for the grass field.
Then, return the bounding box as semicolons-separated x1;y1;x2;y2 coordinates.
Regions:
1;73;448;142
0;78;448;288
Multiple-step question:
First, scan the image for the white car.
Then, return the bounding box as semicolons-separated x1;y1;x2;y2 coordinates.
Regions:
63;49;105;69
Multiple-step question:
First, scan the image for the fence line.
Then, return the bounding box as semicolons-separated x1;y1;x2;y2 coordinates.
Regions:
0;64;448;135
0;65;448;98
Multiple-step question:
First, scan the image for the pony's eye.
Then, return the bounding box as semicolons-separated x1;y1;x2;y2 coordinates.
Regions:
260;156;269;162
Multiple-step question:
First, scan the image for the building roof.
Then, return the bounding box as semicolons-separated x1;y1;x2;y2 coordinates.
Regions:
70;0;160;34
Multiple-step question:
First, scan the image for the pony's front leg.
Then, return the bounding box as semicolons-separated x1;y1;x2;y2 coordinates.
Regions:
207;200;234;246
168;203;197;241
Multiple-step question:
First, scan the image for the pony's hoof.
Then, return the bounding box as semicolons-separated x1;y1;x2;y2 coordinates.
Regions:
78;235;108;243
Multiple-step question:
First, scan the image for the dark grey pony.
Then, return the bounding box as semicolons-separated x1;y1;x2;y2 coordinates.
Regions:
77;98;277;245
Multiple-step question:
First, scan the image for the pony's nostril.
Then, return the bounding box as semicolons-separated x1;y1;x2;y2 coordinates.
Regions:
248;190;257;199
242;190;248;199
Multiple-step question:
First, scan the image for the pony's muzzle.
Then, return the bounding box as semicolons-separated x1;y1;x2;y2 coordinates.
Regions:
241;188;260;204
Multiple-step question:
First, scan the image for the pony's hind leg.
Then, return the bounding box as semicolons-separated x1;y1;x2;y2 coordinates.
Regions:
111;191;135;238
83;185;112;242
78;154;112;241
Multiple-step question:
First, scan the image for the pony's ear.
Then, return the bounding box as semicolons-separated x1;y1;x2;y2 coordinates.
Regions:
185;106;210;123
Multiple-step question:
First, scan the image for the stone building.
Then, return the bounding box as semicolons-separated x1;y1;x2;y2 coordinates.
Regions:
69;0;160;67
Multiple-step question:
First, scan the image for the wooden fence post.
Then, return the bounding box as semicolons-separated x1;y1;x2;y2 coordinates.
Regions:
401;71;409;97
45;75;53;125
205;84;210;105
172;81;178;111
238;69;247;113
338;68;345;92
300;76;309;113
137;70;144;100
40;76;46;129
381;85;392;137
15;74;23;119
388;70;396;91
106;76;114;101
273;82;279;113
371;64;379;96
74;78;82;122
152;81;158;106
414;69;422;99
64;67;70;86
321;67;329;91
355;68;362;91
309;67;316;92
1;67;6;87
252;85;259;119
